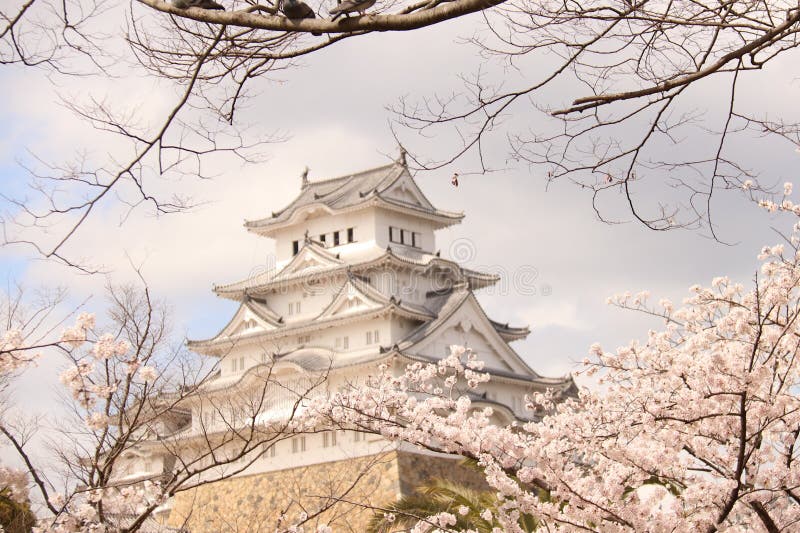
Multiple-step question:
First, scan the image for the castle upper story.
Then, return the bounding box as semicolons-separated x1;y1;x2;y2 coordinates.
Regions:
242;159;464;266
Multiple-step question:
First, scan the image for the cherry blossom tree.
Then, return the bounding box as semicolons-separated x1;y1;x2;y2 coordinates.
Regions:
0;283;375;532
305;209;800;531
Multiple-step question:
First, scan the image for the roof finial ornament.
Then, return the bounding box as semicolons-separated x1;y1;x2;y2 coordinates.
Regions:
301;166;310;190
397;146;407;167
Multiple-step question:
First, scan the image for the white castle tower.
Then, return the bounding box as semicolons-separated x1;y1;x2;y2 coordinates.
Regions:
125;155;575;531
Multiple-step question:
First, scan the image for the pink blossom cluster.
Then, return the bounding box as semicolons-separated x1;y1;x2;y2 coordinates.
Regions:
57;321;159;433
0;328;34;375
0;466;29;504
38;481;168;533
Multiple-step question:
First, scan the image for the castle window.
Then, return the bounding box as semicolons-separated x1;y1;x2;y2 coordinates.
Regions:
333;231;340;246
412;232;421;248
231;358;237;372
347;227;354;243
343;336;349;349
366;329;379;344
292;240;299;255
298;334;311;344
400;229;408;245
261;443;276;458
389;226;398;243
366;331;372;344
319;234;326;245
322;431;337;448
239;357;245;371
353;431;363;442
288;301;300;315
292;436;306;453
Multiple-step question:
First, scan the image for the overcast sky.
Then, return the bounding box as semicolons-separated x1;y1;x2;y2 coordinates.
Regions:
1;9;798;438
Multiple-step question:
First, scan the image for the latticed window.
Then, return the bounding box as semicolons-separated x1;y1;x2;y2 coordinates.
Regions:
322;431;337;448
292;436;306;453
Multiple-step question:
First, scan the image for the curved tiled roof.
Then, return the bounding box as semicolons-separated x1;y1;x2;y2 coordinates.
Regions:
213;243;499;300
244;162;463;234
188;275;435;355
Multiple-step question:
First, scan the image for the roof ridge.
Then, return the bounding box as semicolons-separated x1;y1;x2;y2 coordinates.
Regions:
306;162;398;187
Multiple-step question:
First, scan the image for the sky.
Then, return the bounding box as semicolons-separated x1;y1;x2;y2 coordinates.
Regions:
1;5;799;451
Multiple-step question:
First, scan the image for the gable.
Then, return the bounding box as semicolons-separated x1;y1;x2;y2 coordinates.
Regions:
436;324;512;372
407;295;536;376
380;171;436;210
217;302;280;340
276;243;343;279
316;278;386;320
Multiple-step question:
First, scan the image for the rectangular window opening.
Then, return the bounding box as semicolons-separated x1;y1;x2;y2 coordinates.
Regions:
333;231;340;246
347;227;354;243
292;240;299;255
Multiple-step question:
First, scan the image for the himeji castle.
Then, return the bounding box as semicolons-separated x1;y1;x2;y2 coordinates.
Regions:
120;153;575;531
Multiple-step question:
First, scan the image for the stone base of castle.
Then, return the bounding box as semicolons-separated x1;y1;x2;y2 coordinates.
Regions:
166;451;485;532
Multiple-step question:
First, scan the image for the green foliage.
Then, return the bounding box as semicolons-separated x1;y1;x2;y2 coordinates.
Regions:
0;489;37;533
367;477;539;532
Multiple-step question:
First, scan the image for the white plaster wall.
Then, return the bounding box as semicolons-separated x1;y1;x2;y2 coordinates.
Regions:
272;210;377;264
374;208;438;253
